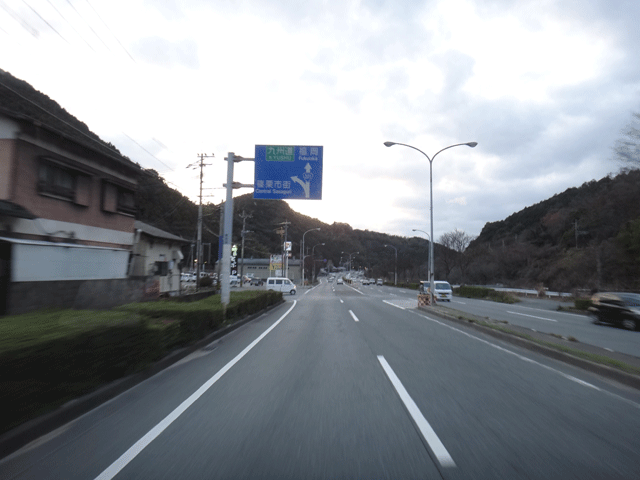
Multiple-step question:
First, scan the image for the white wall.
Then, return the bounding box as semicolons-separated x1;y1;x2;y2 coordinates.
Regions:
10;241;129;281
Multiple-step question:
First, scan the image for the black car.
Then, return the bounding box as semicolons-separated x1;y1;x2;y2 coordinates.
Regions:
588;292;640;331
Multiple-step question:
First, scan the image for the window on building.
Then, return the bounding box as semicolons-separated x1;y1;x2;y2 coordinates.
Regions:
102;181;136;215
38;162;75;200
38;159;91;206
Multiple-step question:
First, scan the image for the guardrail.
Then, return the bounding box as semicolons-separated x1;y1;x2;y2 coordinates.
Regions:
492;287;572;299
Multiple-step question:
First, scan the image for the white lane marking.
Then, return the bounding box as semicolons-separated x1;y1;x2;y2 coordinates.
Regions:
453;300;466;305
410;311;640;410
605;347;614;352
340;299;344;304
349;310;359;322
377;356;456;468
507;311;557;322
345;283;365;295
383;300;406;310
390;293;398;297
94;302;298;480
515;305;584;317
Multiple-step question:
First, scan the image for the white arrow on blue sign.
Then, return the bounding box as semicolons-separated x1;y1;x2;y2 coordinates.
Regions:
254;145;323;200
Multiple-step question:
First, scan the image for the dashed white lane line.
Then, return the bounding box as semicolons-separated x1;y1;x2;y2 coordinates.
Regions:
94;302;298;480
349;310;359;322
507;311;557;322
340;298;344;304
377;355;456;468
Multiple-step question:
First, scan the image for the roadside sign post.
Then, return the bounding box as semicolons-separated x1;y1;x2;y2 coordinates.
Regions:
221;145;323;309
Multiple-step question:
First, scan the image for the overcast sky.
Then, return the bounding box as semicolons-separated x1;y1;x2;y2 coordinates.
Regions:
2;0;639;241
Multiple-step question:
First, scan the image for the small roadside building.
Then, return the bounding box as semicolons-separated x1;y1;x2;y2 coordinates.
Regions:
128;221;189;296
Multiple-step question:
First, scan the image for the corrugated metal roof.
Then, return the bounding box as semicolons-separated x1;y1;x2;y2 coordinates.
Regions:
135;220;189;243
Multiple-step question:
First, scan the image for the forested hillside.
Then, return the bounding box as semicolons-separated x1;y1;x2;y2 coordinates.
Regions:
463;169;640;292
136;167;640;291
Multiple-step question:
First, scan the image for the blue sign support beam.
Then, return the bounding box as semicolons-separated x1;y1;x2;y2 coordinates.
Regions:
254;145;323;200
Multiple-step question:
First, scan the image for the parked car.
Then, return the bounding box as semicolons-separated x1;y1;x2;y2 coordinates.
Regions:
181;273;196;283
250;278;264;286
588;292;640;331
376;278;383;286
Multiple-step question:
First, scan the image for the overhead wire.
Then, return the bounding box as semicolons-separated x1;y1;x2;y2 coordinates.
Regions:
64;0;110;52
46;0;96;52
0;0;39;37
123;133;174;171
84;0;135;62
23;0;67;43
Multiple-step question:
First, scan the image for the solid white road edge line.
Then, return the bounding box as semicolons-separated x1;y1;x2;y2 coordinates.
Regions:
411;311;640;410
94;301;298;480
377;355;456;468
349;310;359;322
507;311;557;322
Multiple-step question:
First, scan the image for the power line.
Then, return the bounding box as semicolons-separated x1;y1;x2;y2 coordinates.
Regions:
46;0;96;52
65;0;110;52
23;0;67;43
84;0;135;62
0;0;39;37
123;132;174;171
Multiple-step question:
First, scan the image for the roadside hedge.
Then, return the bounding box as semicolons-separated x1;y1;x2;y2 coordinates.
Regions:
0;290;282;434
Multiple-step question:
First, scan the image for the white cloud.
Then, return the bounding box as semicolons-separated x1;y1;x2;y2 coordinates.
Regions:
1;0;639;242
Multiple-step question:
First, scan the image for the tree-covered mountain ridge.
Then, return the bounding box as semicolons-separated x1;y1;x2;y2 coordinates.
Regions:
138;167;640;292
465;169;640;292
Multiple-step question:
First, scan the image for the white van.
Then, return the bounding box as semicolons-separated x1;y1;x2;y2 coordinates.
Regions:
265;277;297;295
419;280;453;302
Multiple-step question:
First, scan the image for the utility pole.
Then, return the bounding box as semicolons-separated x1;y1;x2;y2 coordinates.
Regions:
188;154;214;290
239;210;252;287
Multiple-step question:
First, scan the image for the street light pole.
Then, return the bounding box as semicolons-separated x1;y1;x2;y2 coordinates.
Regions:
384;244;398;286
412;228;431;286
312;242;325;283
342;251;359;274
302;227;320;287
385;141;477;305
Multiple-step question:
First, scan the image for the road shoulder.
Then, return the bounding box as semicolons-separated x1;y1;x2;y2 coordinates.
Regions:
419;303;640;391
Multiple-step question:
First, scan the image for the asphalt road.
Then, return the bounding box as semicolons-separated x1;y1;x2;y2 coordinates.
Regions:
355;283;639;357
2;280;640;479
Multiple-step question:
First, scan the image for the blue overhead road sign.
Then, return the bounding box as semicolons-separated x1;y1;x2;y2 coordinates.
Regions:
254;145;323;200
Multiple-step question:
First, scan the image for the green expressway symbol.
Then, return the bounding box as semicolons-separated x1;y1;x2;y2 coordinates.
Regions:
266;145;295;162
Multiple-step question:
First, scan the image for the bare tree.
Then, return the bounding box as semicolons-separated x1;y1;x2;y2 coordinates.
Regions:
439;229;476;282
614;112;640;170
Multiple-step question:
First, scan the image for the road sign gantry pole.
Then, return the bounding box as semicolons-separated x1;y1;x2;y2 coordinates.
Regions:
220;153;254;310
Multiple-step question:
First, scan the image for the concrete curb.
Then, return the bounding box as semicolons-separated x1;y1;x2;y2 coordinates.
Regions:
419;305;640;391
0;299;287;460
